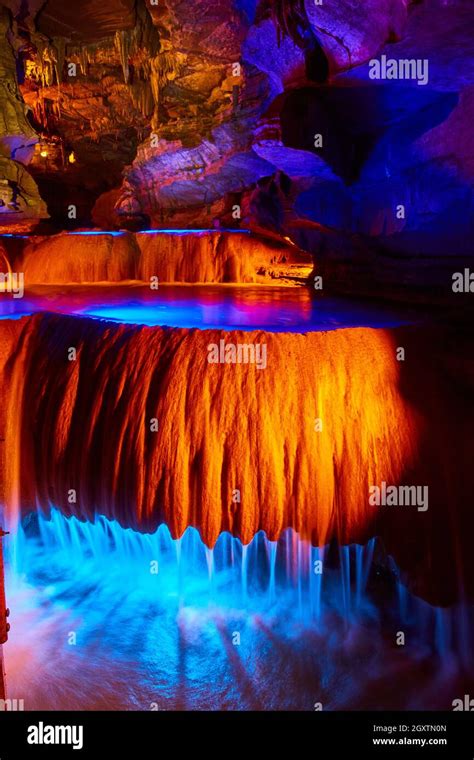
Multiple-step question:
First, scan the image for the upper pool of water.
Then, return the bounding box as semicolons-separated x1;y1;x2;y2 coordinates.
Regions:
0;284;422;332
0;229;250;238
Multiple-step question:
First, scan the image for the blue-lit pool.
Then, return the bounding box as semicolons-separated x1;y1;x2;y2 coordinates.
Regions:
0;284;423;332
3;509;471;710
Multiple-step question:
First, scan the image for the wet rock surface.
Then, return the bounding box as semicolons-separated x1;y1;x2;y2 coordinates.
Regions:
0;0;470;298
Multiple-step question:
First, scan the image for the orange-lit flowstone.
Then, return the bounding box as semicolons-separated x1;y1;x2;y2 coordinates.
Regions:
3;231;312;285
0;314;473;605
1;313;416;542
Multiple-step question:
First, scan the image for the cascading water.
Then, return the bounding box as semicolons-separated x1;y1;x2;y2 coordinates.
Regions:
0;311;419;546
2;230;311;286
3;508;473;711
0;232;472;711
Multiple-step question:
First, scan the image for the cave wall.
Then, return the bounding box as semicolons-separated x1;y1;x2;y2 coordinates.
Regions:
0;0;472;294
0;6;47;229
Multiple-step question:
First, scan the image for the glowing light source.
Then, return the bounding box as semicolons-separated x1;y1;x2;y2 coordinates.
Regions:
39;149;48;158
68;152;76;164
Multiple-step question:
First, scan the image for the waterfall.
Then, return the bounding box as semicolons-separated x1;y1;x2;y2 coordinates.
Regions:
1;313;417;549
2;508;471;710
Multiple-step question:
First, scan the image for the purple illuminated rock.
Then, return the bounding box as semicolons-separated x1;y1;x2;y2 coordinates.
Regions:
305;0;408;74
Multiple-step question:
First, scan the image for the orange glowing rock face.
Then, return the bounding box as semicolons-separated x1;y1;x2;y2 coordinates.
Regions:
12;231;312;285
1;314;418;549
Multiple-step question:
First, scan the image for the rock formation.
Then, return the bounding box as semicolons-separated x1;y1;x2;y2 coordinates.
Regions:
1;313;472;606
0;0;470;296
0;6;47;229
2;229;311;284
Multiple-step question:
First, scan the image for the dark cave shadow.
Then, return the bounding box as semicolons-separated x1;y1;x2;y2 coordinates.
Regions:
374;322;474;607
279;84;458;184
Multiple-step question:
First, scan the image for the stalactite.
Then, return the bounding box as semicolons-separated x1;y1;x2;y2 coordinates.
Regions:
53;37;65;85
114;30;132;84
271;0;309;48
79;47;89;77
33;92;46;130
145;42;182;127
109;2;183;128
130;81;154;119
29;34;57;88
23;1;179;142
148;56;161;108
